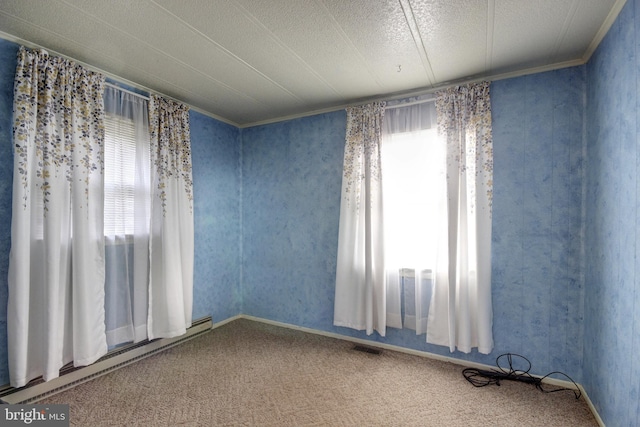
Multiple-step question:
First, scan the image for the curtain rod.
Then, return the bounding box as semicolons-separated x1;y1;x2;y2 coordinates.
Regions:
384;97;435;110
385;98;436;110
104;82;150;101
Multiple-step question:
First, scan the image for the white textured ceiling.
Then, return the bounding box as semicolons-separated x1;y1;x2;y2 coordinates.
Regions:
0;0;627;127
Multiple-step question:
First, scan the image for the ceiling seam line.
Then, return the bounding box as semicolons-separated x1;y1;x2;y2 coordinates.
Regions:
486;0;495;73
53;0;267;104
232;0;342;98
551;0;581;64
149;0;305;103
315;0;386;89
398;0;437;87
0;29;240;127
238;56;585;128
582;0;628;62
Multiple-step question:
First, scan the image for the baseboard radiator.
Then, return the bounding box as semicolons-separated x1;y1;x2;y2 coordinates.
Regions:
0;316;213;404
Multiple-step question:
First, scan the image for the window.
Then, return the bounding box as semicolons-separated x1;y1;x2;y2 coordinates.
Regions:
381;100;445;334
104;113;138;236
102;85;152;347
335;88;494;352
102;86;151;240
381;127;445;272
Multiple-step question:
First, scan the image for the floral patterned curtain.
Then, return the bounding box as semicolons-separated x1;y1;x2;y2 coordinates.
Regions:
334;102;390;336
8;47;107;387
147;95;194;340
428;82;494;354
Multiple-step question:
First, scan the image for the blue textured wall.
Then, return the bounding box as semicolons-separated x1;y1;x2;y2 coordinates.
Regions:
584;0;640;425
1;6;639;421
240;69;587;379
0;38;18;387
491;68;586;381
190;111;242;323
241;113;346;327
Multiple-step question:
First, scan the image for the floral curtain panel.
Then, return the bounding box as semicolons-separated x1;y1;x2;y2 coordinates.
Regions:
333;102;389;336
428;81;494;354
147;95;194;340
8;47;107;387
8;47;197;387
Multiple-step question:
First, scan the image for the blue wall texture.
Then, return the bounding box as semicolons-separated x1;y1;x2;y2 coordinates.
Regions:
584;0;640;425
241;68;587;379
241;112;346;329
190;111;242;323
0;38;18;388
1;2;640;421
490;68;586;381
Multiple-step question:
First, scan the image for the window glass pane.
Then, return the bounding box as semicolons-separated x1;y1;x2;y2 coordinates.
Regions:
104;113;137;236
382;128;444;270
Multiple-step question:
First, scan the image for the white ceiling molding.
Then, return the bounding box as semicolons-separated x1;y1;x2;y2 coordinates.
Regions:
0;0;627;127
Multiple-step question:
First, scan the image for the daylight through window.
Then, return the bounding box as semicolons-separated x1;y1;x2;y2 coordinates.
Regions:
381;127;445;273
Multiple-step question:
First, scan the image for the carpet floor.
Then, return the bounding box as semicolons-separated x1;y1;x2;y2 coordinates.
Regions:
40;318;598;426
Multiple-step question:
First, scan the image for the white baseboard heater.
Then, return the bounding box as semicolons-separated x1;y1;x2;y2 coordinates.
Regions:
0;316;213;404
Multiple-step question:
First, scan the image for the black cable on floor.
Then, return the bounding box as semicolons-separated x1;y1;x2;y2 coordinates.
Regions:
462;353;581;399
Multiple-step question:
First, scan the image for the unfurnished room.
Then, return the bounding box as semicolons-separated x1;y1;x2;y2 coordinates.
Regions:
0;1;638;426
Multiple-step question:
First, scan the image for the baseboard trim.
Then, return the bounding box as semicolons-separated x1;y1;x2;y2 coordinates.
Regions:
212;314;243;329
578;384;605;427
0;313;605;426
0;316;213;404
239;315;604;425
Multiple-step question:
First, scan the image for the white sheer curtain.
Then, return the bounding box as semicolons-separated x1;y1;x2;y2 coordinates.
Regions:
103;85;151;347
428;82;494;354
381;97;442;335
147;95;194;340
8;47;107;387
334;87;493;355
334;102;388;336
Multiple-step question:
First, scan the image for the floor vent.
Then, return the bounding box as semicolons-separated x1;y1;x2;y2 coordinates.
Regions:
353;345;382;355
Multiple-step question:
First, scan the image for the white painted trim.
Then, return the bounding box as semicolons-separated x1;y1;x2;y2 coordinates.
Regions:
0;0;627;131
236;59;586;128
0;314;605;424
579;384;606;427
212;314;243;330
0;317;213;404
239;315;603;423
582;0;628;63
0;30;239;128
240;315;572;387
0;9;623;131
486;59;586;84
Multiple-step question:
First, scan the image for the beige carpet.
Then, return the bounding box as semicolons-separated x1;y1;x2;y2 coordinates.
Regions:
40;319;598;426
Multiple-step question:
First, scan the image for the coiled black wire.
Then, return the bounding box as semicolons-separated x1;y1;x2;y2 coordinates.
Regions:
462;353;581;399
